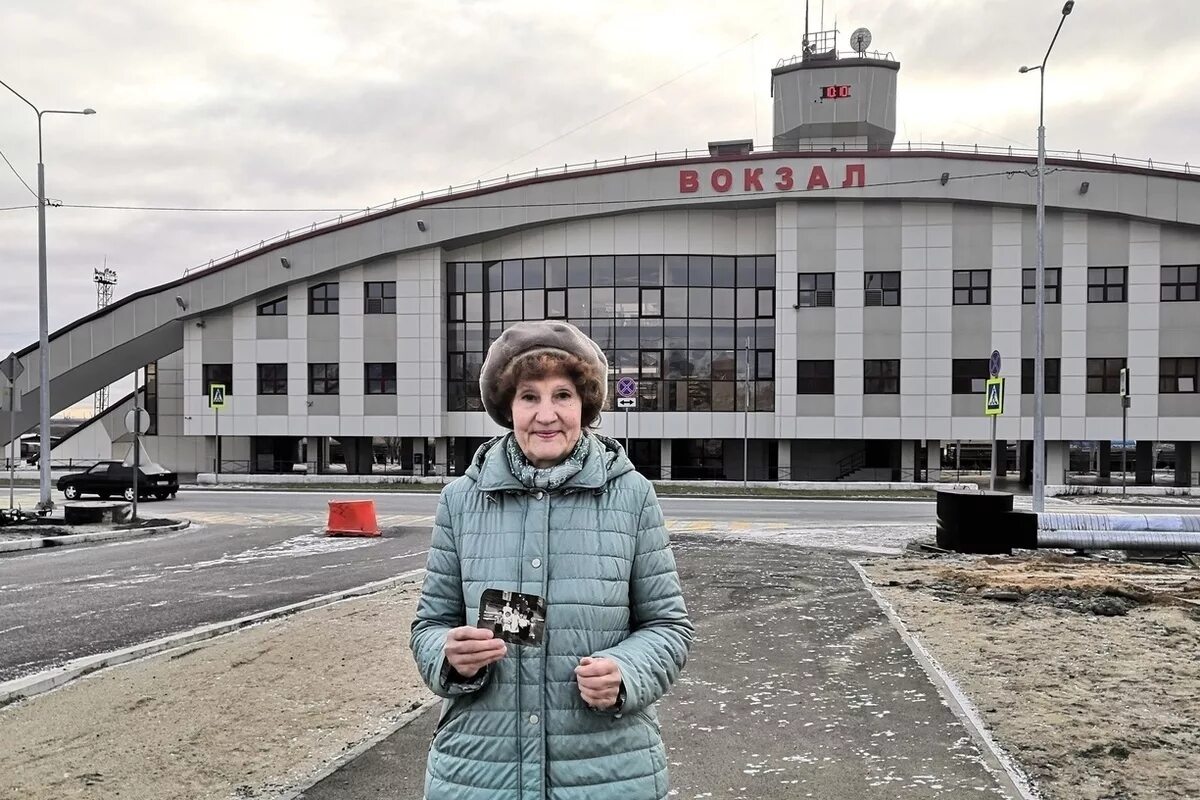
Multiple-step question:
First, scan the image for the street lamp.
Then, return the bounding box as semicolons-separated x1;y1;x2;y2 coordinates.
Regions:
1019;0;1073;514
0;78;96;512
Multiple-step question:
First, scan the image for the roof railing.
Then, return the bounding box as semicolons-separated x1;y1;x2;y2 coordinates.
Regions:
179;141;1197;277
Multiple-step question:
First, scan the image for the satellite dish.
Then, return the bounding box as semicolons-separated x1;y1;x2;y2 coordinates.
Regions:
850;27;873;54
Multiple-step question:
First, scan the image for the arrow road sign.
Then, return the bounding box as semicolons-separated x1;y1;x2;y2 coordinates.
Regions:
617;397;636;408
985;377;1004;416
616;377;638;398
209;384;227;409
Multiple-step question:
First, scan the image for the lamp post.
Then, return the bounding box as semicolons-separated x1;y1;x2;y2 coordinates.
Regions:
1019;0;1073;514
0;78;95;512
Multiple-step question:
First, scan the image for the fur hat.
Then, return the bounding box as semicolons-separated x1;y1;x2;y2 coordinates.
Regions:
480;320;608;429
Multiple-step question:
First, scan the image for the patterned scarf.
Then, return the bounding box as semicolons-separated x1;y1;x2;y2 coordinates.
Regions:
506;432;591;491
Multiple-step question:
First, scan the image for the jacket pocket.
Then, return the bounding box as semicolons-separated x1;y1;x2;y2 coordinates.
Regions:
631;707;661;733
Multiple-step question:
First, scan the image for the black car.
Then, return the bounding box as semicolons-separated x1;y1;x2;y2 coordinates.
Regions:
57;461;179;502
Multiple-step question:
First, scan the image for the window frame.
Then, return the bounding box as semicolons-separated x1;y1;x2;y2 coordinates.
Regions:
308;282;339;315
308;362;340;395
1020;358;1061;394
256;363;288;395
1086;357;1126;394
364;281;396;314
952;270;991;306
1159;357;1199;394
1087;266;1127;304
1021;268;1061;304
863;359;901;395
201;363;233;397
797;272;834;308
1161;265;1199;302
951;359;990;395
364;362;397;395
864;271;901;307
796;360;835;394
256;296;288;316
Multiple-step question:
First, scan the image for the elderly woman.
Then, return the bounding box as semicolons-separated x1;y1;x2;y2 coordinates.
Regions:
411;320;693;800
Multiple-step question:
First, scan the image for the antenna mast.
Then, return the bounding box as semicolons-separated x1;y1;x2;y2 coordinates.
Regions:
93;263;118;416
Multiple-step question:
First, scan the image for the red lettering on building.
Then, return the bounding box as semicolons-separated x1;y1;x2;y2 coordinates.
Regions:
679;169;700;193
806;165;830;190
711;168;734;192
842;164;866;187
743;167;764;191
774;166;794;191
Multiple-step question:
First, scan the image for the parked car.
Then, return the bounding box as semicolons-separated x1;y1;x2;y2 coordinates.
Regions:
57;461;179;501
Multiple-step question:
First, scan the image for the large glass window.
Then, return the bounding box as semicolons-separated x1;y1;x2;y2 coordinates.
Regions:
797;272;834;307
309;283;339;315
864;271;900;307
1086;358;1125;394
364;281;396;314
952;270;990;305
797;360;834;394
365;363;397;394
257;363;287;395
1161;266;1199;302
257;296;287;316
1088;267;1127;303
864;359;900;394
1159;357;1198;393
444;255;775;411
308;363;339;395
202;363;232;396
1021;358;1061;394
951;359;990;394
1022;268;1061;304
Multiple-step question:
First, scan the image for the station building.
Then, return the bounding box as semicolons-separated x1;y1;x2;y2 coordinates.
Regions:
4;32;1199;485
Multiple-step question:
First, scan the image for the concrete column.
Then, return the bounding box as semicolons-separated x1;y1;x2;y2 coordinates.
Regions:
341;437;373;475
994;439;1008;477
412;438;426;476
1020;440;1033;485
778;440;792;481
900;440;916;482
1098;441;1111;480
435;438;449;476
1135;440;1154;485
1045;440;1067;488
1175;442;1193;487
660;439;672;480
926;440;941;483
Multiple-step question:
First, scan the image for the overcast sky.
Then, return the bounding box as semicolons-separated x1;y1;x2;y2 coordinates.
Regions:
2;0;1197;416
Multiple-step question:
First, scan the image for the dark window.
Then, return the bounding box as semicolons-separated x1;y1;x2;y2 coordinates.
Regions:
447;293;465;322
755;350;774;380
365;362;397;395
202;363;232;396
1086;357;1126;394
309;282;339;314
1022;268;1061;304
257;296;287;316
1087;267;1127;303
364;281;396;314
1159;357;1199;393
797;360;834;394
143;361;158;436
1021;358;1061;394
864;271;900;307
1161;265;1199;302
864;359;900;394
953;270;990;305
951;359;990;394
797;272;834;307
308;363;339;395
257;363;288;395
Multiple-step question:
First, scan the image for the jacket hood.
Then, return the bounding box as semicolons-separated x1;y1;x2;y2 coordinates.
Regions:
463;431;635;493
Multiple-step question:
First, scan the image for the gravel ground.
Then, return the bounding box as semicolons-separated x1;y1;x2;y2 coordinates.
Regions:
861;552;1200;800
0;584;429;800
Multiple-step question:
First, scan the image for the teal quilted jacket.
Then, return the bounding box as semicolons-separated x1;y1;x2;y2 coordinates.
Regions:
410;433;693;800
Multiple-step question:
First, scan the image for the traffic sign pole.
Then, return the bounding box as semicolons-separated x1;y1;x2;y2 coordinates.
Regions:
132;368;140;520
8;383;15;510
1120;367;1130;496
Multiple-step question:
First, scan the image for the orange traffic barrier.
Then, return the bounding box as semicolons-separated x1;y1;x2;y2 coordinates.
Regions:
326;499;381;537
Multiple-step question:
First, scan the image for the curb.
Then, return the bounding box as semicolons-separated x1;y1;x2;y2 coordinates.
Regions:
278;695;441;800
0;519;192;554
850;561;1041;800
0;568;427;706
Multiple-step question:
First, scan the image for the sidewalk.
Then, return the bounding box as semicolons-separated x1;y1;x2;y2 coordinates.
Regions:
298;535;1022;800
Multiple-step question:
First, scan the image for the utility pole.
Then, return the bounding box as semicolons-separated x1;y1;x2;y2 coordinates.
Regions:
93;265;117;417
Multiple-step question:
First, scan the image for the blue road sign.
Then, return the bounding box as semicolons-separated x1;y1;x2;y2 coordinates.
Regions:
617;377;637;398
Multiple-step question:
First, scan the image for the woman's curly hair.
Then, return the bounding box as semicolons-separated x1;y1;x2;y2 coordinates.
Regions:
495;350;605;428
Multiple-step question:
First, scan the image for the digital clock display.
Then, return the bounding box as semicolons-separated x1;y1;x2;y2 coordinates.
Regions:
821;84;852;99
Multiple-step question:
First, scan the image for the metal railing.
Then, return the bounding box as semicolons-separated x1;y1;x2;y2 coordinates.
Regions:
178;141;1195;280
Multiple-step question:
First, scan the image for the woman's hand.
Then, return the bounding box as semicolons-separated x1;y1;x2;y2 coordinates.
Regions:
444;627;507;678
575;656;623;709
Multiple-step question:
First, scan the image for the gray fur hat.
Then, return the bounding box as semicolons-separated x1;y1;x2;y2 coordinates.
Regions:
480;320;608;429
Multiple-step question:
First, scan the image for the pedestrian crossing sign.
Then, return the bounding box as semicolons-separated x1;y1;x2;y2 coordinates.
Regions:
209;384;226;409
984;378;1004;416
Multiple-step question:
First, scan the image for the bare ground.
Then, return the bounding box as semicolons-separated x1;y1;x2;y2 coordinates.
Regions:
0;583;431;800
861;551;1200;800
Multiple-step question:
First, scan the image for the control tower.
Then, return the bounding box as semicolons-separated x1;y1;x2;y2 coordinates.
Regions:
772;26;899;151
